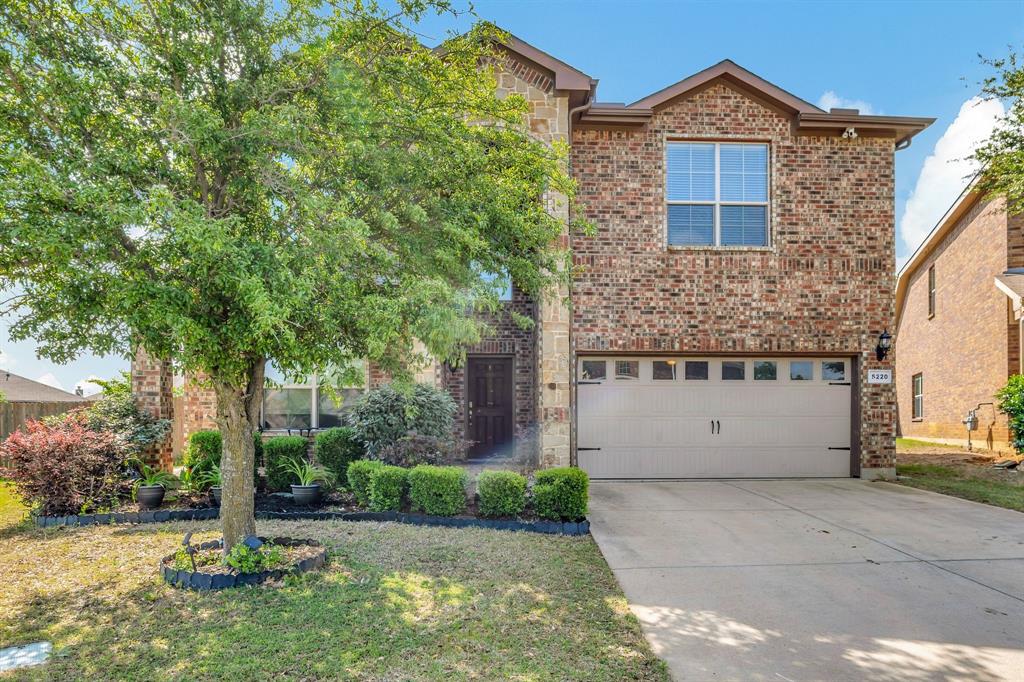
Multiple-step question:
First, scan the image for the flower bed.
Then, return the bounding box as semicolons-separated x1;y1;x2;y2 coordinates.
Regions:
160;536;326;590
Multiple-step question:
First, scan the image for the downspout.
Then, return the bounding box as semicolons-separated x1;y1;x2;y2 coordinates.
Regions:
565;85;595;467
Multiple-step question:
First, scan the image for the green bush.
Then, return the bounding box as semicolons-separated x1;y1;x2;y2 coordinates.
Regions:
477;470;527;517
264;436;309;491
315;427;364;485
346;383;455;454
532;467;588;521
997;374;1024;454
347;459;384;506
368;465;408;512
182;430;222;473
182;430;263;486
407;465;467;516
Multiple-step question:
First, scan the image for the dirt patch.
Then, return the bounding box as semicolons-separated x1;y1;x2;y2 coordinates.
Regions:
897;443;1023;486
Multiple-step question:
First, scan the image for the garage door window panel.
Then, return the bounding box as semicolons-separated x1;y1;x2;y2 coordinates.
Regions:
615;360;639;380
790;361;813;381
581;360;606;381
653;361;678;380
822;361;846;381
685;361;709;380
754;361;777;380
722;361;746;380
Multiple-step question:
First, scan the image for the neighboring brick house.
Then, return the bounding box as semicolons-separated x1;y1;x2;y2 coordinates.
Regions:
137;34;932;480
895;184;1023;452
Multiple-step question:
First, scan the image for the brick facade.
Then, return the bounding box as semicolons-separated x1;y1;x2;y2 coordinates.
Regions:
571;83;898;476
896;196;1014;451
131;347;174;471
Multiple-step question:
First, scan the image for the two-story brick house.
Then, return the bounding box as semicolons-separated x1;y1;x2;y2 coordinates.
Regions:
895;183;1023;452
137;33;931;480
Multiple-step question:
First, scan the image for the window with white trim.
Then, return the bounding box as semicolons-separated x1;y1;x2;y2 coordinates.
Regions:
262;363;364;431
912;373;923;419
666;142;769;247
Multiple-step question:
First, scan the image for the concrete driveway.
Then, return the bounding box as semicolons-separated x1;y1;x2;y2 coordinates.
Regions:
589;479;1024;681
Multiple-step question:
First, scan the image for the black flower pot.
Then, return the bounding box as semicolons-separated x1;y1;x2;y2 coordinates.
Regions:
290;484;321;506
137;485;166;510
210;486;222;506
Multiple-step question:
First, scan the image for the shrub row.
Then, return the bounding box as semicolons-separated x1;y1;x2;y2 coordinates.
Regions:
345;463;587;520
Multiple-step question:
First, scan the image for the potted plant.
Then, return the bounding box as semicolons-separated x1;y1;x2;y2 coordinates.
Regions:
133;462;179;510
197;465;222;505
282;457;335;505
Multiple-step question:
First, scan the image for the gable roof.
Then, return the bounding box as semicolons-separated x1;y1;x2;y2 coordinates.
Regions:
575;59;933;145
630;59;823;114
0;371;85;403
499;32;595;93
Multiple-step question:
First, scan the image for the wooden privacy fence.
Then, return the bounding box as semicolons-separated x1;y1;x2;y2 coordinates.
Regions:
0;401;90;465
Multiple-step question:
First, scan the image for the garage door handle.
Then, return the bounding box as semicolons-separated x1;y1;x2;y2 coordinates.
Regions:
716;420;720;434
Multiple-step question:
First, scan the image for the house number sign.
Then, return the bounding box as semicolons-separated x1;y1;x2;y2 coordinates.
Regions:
867;369;892;384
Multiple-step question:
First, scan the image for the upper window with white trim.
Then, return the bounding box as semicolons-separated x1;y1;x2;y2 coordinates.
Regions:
666;142;769;247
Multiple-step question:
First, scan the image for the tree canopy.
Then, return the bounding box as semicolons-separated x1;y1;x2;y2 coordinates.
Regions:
0;0;581;549
973;51;1024;212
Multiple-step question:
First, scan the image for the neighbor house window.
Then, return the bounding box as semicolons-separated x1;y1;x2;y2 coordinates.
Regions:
928;265;936;318
912;373;923;419
262;363;364;430
666;142;769;247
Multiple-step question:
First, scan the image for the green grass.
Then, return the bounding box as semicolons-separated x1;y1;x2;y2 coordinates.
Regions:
895;463;1024;512
0;480;29;533
895;437;952;450
0;518;668;681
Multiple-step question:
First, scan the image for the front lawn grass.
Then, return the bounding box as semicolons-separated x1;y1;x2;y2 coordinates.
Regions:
895;463;1024;512
895;437;952;449
0;518;668;681
0;479;29;533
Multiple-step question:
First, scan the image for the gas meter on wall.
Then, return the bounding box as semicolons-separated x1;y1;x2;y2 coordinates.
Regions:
962;411;979;431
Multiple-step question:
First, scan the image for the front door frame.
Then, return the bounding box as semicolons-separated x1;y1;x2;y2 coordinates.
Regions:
464;353;516;460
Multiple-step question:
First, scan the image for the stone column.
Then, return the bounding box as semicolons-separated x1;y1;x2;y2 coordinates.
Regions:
131;347;174;471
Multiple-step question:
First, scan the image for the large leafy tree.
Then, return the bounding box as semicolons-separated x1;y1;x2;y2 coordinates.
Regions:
0;0;578;550
973;51;1024;211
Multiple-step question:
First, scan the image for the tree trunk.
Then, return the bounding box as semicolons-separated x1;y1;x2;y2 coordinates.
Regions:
212;359;265;553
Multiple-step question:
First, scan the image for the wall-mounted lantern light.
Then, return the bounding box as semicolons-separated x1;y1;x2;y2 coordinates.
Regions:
875;330;892;361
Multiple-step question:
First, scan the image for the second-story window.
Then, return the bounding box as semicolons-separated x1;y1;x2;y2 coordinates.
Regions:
666;142;769;247
928;265;936;318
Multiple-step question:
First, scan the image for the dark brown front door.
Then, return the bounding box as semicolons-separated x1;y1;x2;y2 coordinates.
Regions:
467;356;514;459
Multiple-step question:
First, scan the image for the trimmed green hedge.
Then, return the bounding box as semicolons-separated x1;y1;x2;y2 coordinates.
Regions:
368;465;408;512
182;430;262;485
407;465;467;516
264;436;309;491
346;383;455;454
532;467;589;521
315;427;364;485
347;460;384;506
477;470;527;518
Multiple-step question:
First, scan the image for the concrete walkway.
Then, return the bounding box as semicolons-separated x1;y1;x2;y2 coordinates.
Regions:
589;479;1024;681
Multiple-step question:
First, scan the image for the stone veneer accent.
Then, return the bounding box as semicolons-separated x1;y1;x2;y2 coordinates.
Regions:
571;83;898;476
131;347;174;470
896;196;1016;451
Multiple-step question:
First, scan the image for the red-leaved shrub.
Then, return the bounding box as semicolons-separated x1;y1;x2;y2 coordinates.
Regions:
1;418;132;515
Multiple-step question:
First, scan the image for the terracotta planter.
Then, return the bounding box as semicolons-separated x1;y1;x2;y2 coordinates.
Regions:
290;484;321;506
136;485;166;510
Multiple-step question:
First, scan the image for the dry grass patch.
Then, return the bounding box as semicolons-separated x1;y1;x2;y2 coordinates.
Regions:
895;440;1024;512
0;512;667;681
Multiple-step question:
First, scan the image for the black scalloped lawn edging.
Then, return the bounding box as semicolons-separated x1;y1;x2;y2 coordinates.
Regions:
257;510;591;536
35;507;220;528
161;536;327;591
35;508;589;536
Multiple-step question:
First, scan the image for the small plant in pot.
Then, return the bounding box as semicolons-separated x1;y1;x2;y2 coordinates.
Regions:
132;462;179;510
197;465;222;505
282;457;335;505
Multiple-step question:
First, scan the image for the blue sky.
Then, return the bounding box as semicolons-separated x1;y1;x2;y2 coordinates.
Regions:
1;0;1021;393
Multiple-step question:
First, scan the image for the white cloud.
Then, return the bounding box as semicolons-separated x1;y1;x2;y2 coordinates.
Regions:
75;375;104;397
898;97;1004;255
35;372;65;390
817;91;877;115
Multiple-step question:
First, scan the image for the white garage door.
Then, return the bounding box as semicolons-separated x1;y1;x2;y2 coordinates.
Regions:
577;357;852;479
